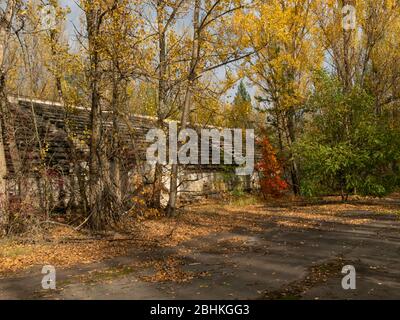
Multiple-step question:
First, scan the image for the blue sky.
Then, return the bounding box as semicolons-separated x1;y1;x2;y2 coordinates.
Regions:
60;0;80;47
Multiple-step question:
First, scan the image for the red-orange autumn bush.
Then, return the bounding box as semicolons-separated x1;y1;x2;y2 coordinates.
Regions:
256;137;288;198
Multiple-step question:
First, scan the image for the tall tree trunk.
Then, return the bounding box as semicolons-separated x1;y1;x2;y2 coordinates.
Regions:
166;0;200;217
86;7;107;230
166;82;193;216
0;0;16;234
0;0;16;174
85;3;121;230
110;70;123;207
286;109;300;195
151;1;167;209
0;116;7;234
0;0;16;87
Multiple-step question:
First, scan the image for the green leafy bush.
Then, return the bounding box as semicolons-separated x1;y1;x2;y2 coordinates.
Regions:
295;73;400;198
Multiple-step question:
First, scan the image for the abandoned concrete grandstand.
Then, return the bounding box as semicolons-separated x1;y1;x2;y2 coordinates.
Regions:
0;96;258;210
